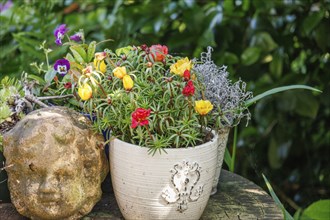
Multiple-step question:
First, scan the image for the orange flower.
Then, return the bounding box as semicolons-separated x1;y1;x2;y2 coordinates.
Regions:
150;44;168;62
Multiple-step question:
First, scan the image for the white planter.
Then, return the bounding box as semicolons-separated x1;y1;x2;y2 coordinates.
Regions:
211;127;230;195
110;131;219;220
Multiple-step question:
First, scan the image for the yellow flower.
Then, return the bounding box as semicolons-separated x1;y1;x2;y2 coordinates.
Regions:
113;66;127;79
195;100;213;115
78;83;92;101
94;59;107;74
170;57;192;76
123;75;134;90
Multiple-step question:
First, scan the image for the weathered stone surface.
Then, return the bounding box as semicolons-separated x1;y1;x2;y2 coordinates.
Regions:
3;107;109;220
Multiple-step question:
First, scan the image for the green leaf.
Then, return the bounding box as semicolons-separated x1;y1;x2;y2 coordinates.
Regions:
242;0;250;11
223;0;234;13
44;69;57;83
70;45;87;63
245;85;322;107
250;32;278;52
301;200;330;220
87;41;96;62
293;209;303;220
224;147;232;169
116;46;133;56
66;53;75;63
0;105;12;121
241;47;261;66
294;92;319;119
224;52;239;64
262;174;294;220
268;138;282;169
314;22;330;51
269;52;283;78
27;74;45;84
302;11;324;35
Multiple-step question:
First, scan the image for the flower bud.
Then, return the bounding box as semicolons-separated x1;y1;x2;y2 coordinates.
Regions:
123;75;134;90
147;62;153;68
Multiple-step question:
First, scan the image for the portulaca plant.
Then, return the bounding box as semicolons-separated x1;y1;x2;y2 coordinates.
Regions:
31;24;320;155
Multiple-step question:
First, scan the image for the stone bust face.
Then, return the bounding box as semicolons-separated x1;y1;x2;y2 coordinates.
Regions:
3;107;108;220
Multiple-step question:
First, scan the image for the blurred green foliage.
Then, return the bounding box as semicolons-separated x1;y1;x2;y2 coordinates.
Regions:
0;0;329;215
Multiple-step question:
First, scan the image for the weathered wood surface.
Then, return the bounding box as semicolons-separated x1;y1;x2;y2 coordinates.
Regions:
0;170;283;220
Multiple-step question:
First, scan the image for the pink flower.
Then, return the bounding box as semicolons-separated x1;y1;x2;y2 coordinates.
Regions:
150;44;168;62
131;108;151;129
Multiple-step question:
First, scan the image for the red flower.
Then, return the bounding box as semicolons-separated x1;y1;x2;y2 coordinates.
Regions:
64;82;72;89
182;80;195;97
183;70;191;81
150;44;168;62
131;108;151;129
140;44;149;52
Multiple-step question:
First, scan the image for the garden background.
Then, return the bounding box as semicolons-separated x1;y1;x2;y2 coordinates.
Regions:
0;0;329;217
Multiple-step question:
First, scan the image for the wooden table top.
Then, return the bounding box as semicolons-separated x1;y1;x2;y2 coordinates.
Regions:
0;170;283;220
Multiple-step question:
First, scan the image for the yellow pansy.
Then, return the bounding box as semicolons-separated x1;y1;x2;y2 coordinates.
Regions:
123;75;134;90
78;83;92;101
170;57;192;76
195;100;213;115
113;66;127;79
94;59;107;74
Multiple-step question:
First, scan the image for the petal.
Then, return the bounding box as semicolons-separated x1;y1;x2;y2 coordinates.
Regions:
131;118;139;129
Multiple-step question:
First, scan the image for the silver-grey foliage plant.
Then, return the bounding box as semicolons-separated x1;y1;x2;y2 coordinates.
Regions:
194;47;253;128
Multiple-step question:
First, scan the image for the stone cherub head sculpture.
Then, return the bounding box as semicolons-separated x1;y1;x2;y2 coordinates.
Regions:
3;107;109;220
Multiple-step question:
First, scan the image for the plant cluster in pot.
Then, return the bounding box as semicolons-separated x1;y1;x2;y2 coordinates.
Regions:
66;40;254;218
29;26;225;219
30;24;320;219
79;45;226;219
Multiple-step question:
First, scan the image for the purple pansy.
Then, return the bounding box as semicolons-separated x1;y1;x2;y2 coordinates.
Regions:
0;0;13;12
70;33;82;42
54;59;70;76
54;24;69;46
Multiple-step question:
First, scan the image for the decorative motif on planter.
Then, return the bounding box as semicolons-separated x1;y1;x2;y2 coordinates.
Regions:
162;161;203;212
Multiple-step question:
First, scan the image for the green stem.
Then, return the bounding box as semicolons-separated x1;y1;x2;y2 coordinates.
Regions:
230;126;238;172
145;125;154;142
98;83;108;98
188;96;192;121
45;50;50;69
199;115;203;134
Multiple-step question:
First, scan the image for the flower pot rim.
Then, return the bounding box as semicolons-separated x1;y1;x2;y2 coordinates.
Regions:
110;129;218;151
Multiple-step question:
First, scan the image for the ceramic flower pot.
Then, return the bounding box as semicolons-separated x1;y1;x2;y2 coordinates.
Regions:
211;127;230;195
110;131;219;220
